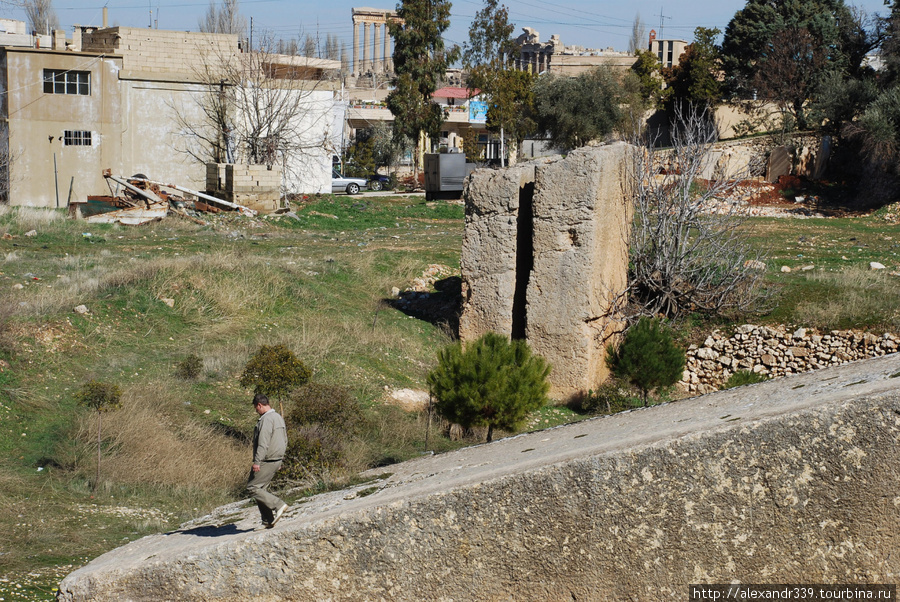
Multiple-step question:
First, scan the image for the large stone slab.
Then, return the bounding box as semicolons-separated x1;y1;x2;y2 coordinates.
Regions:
526;142;632;398
59;353;900;601
458;160;542;342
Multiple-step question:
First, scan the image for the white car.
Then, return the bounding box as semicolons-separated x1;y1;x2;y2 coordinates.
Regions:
331;170;368;194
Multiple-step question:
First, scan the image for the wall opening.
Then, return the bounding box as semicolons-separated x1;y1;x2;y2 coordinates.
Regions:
511;181;534;340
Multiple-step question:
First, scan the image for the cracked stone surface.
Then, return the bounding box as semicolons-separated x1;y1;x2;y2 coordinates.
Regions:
58;353;900;601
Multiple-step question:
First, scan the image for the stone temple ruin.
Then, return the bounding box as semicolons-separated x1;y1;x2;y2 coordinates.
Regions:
460;142;633;400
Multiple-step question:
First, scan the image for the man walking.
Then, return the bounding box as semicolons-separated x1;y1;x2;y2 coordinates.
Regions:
247;393;289;529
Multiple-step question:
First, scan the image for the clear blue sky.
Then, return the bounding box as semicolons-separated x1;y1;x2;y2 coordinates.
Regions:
2;0;891;52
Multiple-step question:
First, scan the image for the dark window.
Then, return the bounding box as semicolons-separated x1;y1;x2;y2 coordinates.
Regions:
63;130;92;146
43;70;90;95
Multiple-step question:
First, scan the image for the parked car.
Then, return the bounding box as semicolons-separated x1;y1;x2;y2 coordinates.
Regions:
331;169;367;194
367;173;392;191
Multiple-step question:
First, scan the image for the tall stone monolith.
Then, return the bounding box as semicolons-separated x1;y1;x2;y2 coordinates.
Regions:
460;142;633;400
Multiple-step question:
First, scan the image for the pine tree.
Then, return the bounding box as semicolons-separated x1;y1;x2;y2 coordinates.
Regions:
606;318;685;406
427;333;551;442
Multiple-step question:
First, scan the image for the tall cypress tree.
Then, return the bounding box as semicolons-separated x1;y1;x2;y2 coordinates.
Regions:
386;0;459;175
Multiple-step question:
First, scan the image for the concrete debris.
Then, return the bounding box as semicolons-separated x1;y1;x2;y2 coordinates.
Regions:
69;170;258;226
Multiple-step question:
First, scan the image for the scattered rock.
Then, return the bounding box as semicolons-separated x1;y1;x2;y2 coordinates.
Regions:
74;305;89;315
780;266;791;273
391;287;400;297
159;298;175;308
744;260;766;270
12;283;23;290
385;388;430;412
801;265;815;271
24;230;37;237
869;262;886;270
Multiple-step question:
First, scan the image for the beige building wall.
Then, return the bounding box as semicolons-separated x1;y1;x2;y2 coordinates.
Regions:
1;49;125;207
119;78;211;192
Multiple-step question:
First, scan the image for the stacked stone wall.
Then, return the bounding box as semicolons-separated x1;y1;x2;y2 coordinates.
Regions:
683;323;900;393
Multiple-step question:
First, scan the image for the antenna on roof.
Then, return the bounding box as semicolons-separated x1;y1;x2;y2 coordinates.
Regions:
655;7;671;39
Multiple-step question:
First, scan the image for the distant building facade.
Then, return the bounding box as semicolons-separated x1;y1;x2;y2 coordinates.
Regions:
0;17;344;206
510;27;637;76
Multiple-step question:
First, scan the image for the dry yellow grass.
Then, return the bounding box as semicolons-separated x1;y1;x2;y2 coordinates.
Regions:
73;381;247;493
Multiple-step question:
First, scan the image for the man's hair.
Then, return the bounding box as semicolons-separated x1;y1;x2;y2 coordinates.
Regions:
253;393;269;406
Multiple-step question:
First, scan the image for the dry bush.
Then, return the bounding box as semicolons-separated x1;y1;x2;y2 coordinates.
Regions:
793;267;900;330
70;381;247;493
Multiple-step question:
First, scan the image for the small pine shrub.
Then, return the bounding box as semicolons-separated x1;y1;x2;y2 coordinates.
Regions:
427;332;551;442
287;383;363;433
239;344;311;400
721;369;768;389
606;317;685;406
174;354;203;380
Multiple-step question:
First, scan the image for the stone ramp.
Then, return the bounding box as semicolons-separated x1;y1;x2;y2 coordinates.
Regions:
58;354;900;601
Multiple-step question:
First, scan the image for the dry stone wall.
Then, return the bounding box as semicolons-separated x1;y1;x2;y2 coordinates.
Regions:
460;143;633;400
683;323;900;393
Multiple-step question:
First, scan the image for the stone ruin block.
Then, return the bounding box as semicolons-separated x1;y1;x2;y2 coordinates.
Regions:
459;161;541;342
766;146;791;183
460;143;633;400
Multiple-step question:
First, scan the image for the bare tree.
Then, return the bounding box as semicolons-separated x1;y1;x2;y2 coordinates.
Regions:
25;0;58;35
628;13;646;55
303;34;316;58
172;34;336;187
199;0;247;35
627;108;768;318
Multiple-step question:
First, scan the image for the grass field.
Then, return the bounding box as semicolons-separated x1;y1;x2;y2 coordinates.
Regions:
2;193;900;600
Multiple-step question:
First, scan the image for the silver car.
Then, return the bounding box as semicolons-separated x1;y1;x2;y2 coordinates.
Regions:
332;169;367;194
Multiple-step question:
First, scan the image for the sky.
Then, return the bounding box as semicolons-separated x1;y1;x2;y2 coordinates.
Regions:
2;0;892;53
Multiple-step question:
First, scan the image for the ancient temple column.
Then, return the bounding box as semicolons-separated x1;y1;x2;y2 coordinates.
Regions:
373;23;381;73
383;21;391;72
363;22;371;74
352;20;360;76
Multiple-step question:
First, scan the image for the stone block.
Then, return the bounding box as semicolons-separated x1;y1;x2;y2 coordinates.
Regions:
766;146;791;183
57;354;900;602
459;160;541;342
525;143;633;399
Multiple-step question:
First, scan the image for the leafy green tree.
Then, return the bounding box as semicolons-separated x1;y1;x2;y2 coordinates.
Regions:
387;0;459;176
75;380;122;494
664;27;722;121
721;0;863;98
531;67;623;150
463;0;533;164
606;318;685;406
427;332;551;442
631;49;667;108
239;344;312;415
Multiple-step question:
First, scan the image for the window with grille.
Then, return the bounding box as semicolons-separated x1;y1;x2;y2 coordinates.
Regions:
43;70;91;95
63;130;92;146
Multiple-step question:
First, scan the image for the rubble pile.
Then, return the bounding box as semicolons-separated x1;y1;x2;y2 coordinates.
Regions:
682;324;900;393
